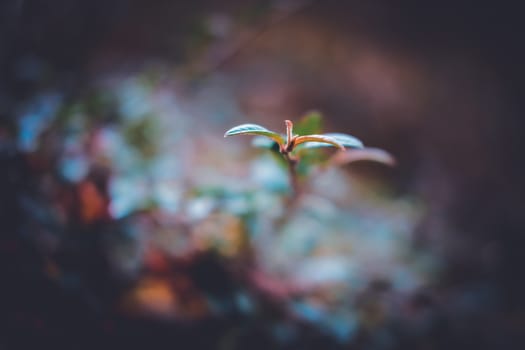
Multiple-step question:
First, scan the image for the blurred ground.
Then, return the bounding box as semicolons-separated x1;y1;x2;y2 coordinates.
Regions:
1;1;525;349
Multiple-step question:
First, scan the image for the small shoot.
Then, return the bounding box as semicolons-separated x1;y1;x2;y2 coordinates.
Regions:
224;116;394;198
224;119;360;155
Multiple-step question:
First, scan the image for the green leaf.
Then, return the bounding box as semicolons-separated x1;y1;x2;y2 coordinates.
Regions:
296;133;363;150
224;123;284;145
294;134;346;150
294;111;323;135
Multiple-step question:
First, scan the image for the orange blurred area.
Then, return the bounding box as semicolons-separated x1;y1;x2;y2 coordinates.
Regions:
121;276;209;320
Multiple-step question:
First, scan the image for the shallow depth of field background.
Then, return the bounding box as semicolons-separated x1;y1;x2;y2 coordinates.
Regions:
1;1;524;349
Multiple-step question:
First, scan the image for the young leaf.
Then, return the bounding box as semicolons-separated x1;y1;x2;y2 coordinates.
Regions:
294;111;323;135
224;123;285;145
296;133;363;150
285;120;294;145
294;134;346;150
331;147;396;166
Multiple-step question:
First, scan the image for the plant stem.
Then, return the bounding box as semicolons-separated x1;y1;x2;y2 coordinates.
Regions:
273;151;300;230
283;152;299;198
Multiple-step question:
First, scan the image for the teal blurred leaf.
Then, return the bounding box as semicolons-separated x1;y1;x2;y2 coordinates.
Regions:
252;135;278;149
331;147;396;166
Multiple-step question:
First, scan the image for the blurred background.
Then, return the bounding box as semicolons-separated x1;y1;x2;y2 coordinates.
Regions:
1;1;525;349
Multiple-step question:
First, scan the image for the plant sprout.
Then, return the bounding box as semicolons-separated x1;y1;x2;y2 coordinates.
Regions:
224;116;394;197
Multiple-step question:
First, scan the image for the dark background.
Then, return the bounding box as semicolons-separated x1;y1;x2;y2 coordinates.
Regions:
1;1;525;349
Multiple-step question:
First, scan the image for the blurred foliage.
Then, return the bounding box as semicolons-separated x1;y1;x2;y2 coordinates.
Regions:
1;66;440;349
